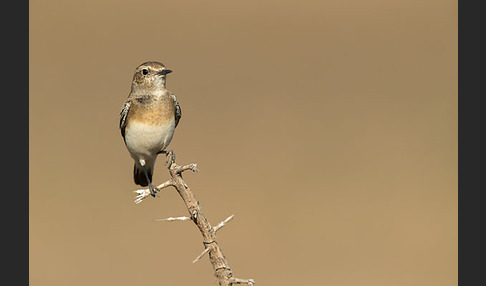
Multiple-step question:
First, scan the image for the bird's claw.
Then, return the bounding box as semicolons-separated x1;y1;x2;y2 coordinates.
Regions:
149;184;160;197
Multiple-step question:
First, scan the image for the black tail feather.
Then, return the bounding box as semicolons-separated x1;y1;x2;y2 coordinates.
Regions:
133;164;152;186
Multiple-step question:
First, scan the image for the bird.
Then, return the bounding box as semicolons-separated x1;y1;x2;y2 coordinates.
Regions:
119;61;181;197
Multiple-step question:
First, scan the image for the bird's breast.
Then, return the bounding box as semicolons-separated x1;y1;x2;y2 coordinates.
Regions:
129;97;174;125
124;118;175;158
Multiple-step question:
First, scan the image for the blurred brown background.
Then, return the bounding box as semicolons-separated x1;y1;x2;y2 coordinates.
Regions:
29;0;457;285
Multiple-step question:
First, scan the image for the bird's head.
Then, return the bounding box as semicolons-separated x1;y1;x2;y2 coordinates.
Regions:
131;61;172;92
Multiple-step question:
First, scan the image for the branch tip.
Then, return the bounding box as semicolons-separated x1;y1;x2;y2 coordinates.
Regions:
133;188;151;204
133;180;174;204
177;163;199;174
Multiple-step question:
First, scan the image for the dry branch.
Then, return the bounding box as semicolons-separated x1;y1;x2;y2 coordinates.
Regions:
134;151;254;286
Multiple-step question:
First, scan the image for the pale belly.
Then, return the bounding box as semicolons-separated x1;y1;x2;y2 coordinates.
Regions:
124;119;175;161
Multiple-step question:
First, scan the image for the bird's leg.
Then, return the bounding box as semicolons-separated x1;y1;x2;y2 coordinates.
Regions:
141;164;159;197
157;150;175;169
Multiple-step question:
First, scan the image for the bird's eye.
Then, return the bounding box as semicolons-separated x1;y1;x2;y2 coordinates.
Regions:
142;69;148;75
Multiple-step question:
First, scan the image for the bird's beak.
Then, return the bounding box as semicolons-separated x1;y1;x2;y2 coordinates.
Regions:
159;69;172;75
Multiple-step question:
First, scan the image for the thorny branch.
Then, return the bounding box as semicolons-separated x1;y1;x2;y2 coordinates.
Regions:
133;151;254;286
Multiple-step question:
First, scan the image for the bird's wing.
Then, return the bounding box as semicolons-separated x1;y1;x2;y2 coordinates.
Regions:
171;93;182;128
119;98;132;140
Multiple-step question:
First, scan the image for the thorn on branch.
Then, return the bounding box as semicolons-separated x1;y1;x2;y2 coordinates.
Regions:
154;216;191;222
230;277;255;285
192;247;210;264
214;214;235;233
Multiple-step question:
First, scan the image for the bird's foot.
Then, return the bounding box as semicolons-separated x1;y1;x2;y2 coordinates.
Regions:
148;183;160;197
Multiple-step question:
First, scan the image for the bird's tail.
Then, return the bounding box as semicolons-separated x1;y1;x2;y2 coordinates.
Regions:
133;163;153;187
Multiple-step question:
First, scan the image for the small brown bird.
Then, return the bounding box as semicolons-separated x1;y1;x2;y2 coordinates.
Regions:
119;61;181;196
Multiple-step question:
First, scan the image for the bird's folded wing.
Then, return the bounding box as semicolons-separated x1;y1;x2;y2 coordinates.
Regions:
119;99;132;139
171;93;182;127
